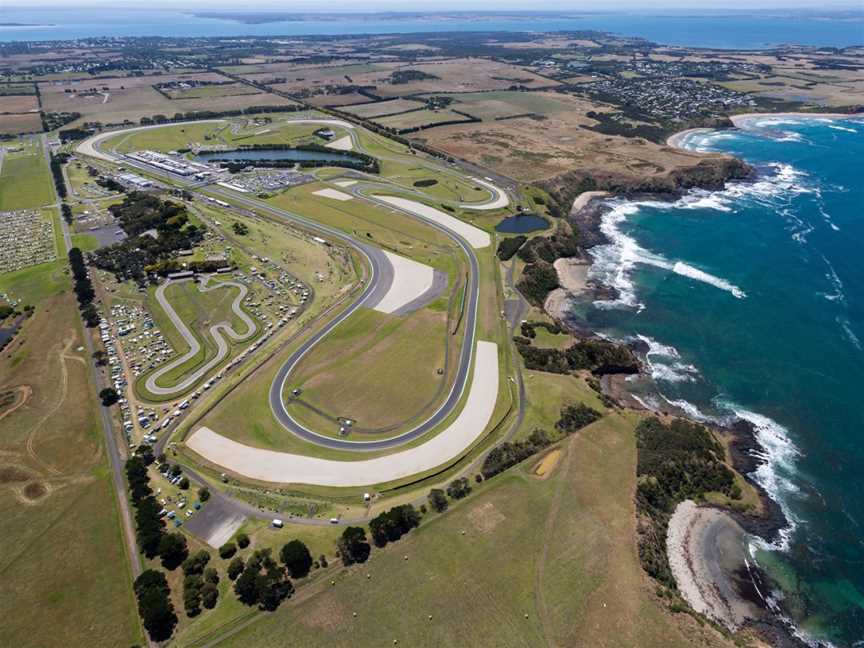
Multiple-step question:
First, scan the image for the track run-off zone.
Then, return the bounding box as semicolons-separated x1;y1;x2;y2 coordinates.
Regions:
78;116;512;487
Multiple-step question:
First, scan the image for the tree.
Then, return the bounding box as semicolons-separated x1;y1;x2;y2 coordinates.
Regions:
133;570;177;642
337;526;370;566
427;488;448;513
236;533;249;548
369;505;420;548
198;487;210;502
183;574;203;617
201;582;219;609
219;542;237;559
99;387;119;406
181;549;210;576
446;477;471;500
203;567;219;585
233;549;293;610
280;540;313;578
159;532;189;570
178;476;190;490
227;556;245;580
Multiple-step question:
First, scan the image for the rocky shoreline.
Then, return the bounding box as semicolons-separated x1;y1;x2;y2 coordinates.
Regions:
539;158;808;646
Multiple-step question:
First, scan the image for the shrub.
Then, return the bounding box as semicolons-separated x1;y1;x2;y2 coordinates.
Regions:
427;488;448;513
556;403;602;433
236;533;250;549
198;487;210;502
446;477;471;500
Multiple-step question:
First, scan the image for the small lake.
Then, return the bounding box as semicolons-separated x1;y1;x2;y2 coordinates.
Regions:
195;148;356;164
495;213;549;234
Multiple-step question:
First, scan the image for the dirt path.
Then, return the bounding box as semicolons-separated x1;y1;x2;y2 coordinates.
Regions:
533;440;574;647
0;385;32;423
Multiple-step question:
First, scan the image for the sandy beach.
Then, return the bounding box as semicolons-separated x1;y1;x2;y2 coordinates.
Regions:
667;112;862;150
570;190;609;214
666;500;762;631
544;257;591;322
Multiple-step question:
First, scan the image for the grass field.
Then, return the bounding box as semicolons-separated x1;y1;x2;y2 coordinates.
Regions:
343;98;425;119
0;140;54;210
0;112;42;135
374;108;473;132
196;406;736;648
286;305;454;433
0;291;141;648
164;83;262;100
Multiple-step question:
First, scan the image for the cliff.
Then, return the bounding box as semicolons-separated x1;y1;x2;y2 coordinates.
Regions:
535;154;753;221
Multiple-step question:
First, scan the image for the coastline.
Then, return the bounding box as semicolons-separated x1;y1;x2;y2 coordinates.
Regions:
549;133;811;645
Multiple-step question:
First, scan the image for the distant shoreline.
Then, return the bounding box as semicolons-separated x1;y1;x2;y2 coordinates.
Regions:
666;112;862;149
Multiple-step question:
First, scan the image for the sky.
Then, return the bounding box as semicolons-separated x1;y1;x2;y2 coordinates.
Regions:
9;1;864;9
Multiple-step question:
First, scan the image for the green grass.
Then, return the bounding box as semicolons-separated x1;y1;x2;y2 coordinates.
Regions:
71;233;99;252
0;258;67;304
0;143;54;210
287;305;453;433
0;292;141;647
189;407;732;648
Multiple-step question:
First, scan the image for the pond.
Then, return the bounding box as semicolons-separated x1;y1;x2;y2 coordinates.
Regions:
195;148;357;164
495;213;549;234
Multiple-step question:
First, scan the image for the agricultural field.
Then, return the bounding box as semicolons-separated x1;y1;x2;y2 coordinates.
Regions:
418;90;586;121
0;111;42;136
0;82;37;95
342;98;426;119
0;140;55;211
373;108;473;132
0;288;141;648
159;82;262;100
0;94;39;113
38;73;294;128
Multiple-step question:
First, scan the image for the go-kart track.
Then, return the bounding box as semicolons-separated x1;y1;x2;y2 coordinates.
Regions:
78;116;510;487
144;275;257;397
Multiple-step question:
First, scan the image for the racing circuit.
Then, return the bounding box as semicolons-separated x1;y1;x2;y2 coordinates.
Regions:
78;114;512;486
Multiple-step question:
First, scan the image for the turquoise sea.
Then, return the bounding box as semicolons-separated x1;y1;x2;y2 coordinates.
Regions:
580;116;864;645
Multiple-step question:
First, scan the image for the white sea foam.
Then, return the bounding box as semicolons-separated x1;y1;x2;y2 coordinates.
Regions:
837;316;863;351
671;262;746;298
636;335;701;383
828;124;858;133
726;406;801;553
589;199;748;309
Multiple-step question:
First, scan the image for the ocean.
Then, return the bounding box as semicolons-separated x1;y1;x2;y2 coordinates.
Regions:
0;8;861;49
577;116;864;645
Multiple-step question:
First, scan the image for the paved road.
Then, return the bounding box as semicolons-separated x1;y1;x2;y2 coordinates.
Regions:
45;134;150;643
144;275;256;397
77;120;497;452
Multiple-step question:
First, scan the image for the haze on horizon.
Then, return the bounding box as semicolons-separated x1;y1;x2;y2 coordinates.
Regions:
10;0;864;11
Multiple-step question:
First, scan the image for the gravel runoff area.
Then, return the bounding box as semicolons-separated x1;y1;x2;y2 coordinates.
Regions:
312;187;353;202
666;500;762;631
375;195;491;249
370;250;441;315
186;340;498;487
325;134;353;151
467;177;510;210
143;275;257;397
